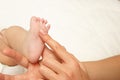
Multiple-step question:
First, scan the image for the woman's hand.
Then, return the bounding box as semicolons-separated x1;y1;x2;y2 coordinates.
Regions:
0;48;44;80
0;46;60;80
0;30;90;80
39;31;90;80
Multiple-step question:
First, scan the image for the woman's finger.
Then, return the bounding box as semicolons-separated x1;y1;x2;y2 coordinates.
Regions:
3;48;29;68
39;30;72;63
39;64;58;80
42;46;62;62
42;57;66;74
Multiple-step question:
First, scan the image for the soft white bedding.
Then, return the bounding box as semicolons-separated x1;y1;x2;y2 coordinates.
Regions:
0;0;120;74
0;63;25;75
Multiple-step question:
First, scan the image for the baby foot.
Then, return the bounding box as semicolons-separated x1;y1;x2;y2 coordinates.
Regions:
23;16;50;63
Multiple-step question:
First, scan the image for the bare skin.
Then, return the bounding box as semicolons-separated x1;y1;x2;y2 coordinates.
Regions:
23;17;50;63
1;16;50;64
0;17;120;80
1;30;120;80
0;16;120;80
0;33;16;65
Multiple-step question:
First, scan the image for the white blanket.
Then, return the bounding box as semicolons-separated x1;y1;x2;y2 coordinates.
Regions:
0;63;25;75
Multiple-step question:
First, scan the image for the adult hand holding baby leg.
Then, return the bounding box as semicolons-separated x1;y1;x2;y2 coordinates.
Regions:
0;48;44;80
0;30;90;80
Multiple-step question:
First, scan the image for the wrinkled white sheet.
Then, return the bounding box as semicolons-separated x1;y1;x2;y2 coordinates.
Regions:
0;63;25;75
0;0;120;74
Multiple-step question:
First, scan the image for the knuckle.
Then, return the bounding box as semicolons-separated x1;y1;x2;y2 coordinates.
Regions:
45;36;50;42
53;42;66;51
66;70;74;78
69;59;79;67
60;73;72;80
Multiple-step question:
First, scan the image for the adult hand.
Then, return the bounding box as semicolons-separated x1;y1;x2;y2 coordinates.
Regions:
39;30;90;80
0;30;90;80
0;48;44;80
0;46;58;80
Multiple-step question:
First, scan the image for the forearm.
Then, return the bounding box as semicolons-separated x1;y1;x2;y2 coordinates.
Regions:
82;55;120;80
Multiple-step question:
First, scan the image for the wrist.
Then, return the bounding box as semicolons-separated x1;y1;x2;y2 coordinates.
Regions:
80;62;91;80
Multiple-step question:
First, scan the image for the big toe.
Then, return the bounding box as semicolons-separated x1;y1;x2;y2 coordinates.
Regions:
30;16;40;33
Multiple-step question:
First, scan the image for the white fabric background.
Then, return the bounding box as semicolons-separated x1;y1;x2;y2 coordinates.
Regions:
0;0;120;74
